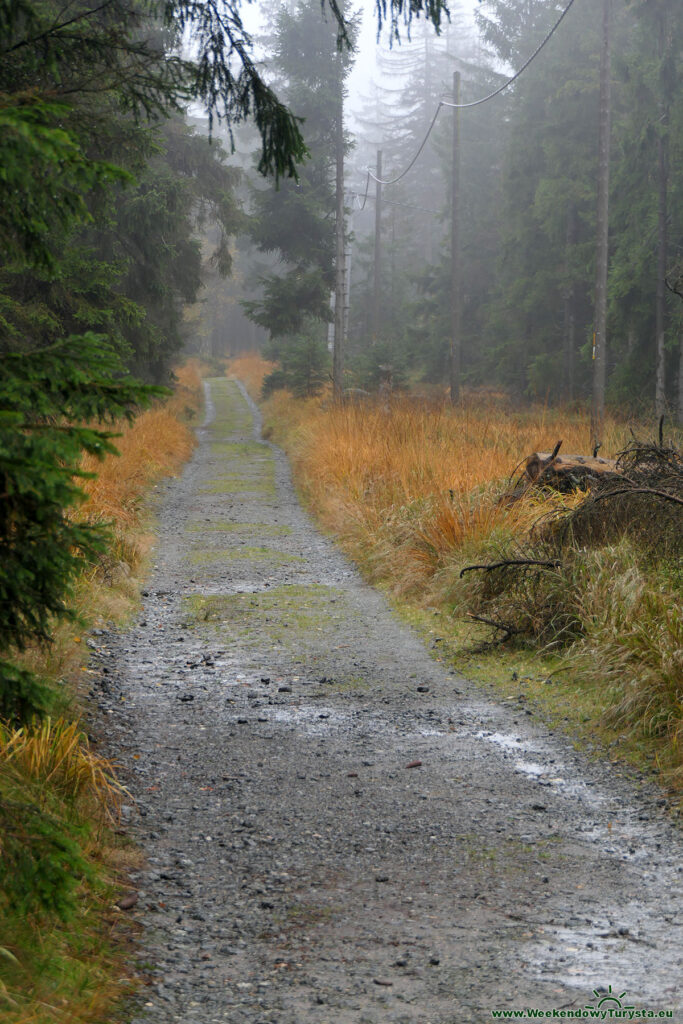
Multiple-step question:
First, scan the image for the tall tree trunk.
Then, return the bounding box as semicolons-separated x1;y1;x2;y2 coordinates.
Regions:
449;70;461;405
372;150;382;343
332;77;345;401
424;31;434;264
563;203;577;402
591;0;612;447
655;14;669;419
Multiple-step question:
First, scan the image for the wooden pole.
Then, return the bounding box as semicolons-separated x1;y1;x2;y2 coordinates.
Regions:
332;77;345;401
449;70;462;405
563;203;577;402
591;0;612;447
372;150;382;343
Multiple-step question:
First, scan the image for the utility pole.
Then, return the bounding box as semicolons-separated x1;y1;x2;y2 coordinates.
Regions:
372;150;382;343
332;74;345;401
563;203;577;402
591;0;612;448
449;70;462;405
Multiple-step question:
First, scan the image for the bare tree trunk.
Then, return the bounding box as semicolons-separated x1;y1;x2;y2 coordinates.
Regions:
591;0;612;448
372;150;382;344
332;79;345;401
655;14;669;419
449;70;461;405
563;203;577;402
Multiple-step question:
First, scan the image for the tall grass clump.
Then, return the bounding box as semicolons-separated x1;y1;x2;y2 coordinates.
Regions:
263;387;628;598
0;714;134;1022
79;358;204;577
248;353;682;791
227;353;277;401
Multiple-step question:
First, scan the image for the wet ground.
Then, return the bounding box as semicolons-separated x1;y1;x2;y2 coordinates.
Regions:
92;378;682;1023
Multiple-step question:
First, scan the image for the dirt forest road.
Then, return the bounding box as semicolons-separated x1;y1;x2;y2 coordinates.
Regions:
94;378;683;1024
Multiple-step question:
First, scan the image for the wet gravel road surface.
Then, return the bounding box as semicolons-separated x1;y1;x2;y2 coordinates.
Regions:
92;378;683;1023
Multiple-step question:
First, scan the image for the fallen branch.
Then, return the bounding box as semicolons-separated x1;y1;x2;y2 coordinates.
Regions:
460;558;561;578
466;613;520;640
587;485;683;508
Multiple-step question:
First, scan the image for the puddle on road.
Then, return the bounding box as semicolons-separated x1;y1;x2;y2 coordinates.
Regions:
476;730;528;751
526;913;683;1009
245;705;350;735
475;728;606;807
514;759;547;778
467;737;683;1008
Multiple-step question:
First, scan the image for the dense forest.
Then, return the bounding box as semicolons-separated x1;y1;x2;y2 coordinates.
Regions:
192;0;682;422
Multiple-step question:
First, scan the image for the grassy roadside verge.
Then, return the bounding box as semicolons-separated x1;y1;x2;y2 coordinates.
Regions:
228;354;682;805
0;360;205;1023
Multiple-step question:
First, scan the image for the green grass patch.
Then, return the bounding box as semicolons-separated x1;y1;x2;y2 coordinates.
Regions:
182;583;348;642
399;601;673;783
187;546;304;566
186;521;292;537
207;379;254;436
209;440;271;460
198;474;276;496
0;721;139;1022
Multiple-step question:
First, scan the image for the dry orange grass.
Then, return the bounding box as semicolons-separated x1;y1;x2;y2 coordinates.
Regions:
238;356;682;792
79;358;204;572
0;717;126;821
226;352;277;400
263;384;632;599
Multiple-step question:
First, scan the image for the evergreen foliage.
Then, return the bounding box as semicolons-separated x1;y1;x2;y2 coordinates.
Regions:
344;0;681;411
245;0;356;393
0;337;162;721
262;321;330;397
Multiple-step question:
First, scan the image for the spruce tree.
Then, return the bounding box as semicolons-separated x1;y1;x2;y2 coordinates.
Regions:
244;0;356;395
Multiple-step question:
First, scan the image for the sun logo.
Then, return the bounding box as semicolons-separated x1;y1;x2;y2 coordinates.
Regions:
585;986;635;1011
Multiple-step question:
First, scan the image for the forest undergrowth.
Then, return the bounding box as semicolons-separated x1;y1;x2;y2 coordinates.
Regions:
229;354;683;799
0;361;205;1023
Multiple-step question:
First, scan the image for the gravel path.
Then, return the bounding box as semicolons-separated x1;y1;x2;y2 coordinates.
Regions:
93;378;682;1023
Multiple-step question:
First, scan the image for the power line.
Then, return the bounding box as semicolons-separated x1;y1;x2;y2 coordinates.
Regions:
368;102;442;186
355;170;371;210
348;190;439;216
367;0;579;187
441;0;579;110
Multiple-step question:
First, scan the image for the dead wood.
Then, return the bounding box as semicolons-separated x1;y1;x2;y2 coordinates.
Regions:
524;445;620;491
586;485;683;509
459;558;561;578
466;613;520;641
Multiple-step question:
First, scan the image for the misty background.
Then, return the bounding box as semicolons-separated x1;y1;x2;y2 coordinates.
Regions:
184;0;682;418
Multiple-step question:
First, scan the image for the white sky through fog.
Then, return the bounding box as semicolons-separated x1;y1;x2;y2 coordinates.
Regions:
243;1;484;110
347;0;482;118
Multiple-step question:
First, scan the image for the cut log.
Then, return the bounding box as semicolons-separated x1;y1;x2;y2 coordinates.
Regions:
525;450;619;491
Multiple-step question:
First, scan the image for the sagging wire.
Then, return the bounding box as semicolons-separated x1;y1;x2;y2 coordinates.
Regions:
367;0;579;187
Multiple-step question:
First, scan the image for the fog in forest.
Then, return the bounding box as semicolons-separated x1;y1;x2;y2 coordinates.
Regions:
189;0;682;422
